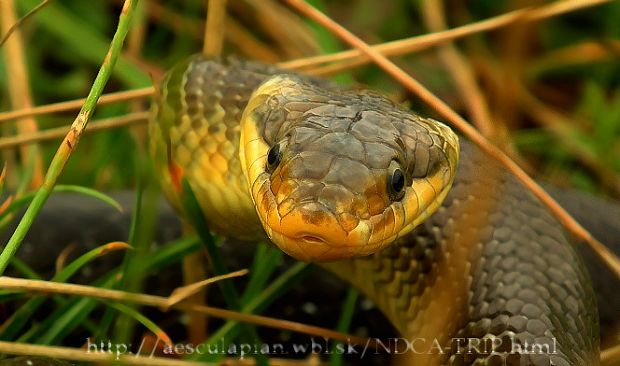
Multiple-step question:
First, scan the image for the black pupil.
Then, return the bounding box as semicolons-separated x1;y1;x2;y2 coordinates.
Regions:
391;169;405;192
267;144;281;168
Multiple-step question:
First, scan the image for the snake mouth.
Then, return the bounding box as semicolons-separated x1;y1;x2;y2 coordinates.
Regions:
300;235;326;244
267;226;371;262
265;202;374;262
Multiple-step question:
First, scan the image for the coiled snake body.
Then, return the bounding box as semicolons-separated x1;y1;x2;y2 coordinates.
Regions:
150;55;599;365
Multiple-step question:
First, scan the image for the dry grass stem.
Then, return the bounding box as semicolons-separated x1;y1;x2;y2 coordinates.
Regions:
1;0;44;185
279;0;613;72
181;252;209;343
203;0;228;57
225;16;281;62
529;40;620;75
127;1;146;59
55;243;77;274
0;341;328;366
0;275;371;347
601;343;620;365
421;0;495;137
239;0;319;58
0;340;213;366
519;88;620;195
147;2;279;62
0;112;149;150
0;87;154;124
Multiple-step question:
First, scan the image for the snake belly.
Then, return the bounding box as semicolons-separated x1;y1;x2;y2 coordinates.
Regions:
149;55;599;365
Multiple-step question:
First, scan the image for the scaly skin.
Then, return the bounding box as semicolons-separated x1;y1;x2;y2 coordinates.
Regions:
150;55;599;365
239;73;458;260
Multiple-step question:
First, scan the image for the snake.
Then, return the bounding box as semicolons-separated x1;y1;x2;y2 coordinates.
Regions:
148;55;600;365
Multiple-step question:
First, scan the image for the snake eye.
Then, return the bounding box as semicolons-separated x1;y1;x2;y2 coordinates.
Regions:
266;144;281;172
387;166;406;201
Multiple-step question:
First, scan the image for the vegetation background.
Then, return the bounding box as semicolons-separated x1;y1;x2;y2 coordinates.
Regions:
0;0;618;365
2;0;619;195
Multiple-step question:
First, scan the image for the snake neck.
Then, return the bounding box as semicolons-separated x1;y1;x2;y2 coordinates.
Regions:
321;142;500;341
323;141;599;365
149;57;271;240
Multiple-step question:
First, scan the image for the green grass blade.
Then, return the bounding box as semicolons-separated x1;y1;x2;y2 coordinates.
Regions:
0;242;129;341
0;0;140;276
107;302;171;345
191;262;312;362
55;185;124;212
1;186;124;220
29;274;117;344
240;244;283;305
35;295;104;345
2;218;200;343
113;174;160;344
179;179;268;365
6;257;42;280
330;288;359;366
179;179;234;299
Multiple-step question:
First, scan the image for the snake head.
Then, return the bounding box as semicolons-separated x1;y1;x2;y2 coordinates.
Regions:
240;75;459;262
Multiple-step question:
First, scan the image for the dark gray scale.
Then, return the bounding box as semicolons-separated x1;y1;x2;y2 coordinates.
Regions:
416;142;597;365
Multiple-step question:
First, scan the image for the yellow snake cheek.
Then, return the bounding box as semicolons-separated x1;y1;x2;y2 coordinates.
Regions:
238;106;290;253
383;206;400;243
366;214;388;252
398;173;454;239
238;132;268;192
365;206;404;254
362;207;398;255
252;176;278;227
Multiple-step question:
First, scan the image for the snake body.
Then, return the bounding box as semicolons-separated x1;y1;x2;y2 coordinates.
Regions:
149;55;599;365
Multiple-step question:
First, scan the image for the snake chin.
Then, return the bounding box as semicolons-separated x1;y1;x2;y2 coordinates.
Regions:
266;228;375;262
